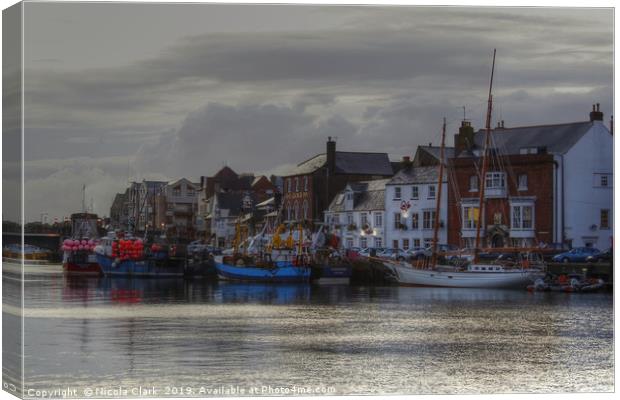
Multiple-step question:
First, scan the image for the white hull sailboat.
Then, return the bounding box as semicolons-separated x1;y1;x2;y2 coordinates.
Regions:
386;50;546;289
385;261;543;288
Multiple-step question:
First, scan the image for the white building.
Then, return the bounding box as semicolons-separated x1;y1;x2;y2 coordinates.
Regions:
385;165;448;251
324;179;389;249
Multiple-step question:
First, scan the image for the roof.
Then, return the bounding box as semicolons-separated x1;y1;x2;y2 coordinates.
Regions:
470;121;595;155
387;165;444;185
169;177;199;187
216;192;246;217
256;197;275;208
327;179;389;212
284;151;393;176
417;145;455;162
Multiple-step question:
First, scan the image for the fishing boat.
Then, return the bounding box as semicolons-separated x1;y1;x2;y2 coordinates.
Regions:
309;230;352;284
213;223;311;283
62;211;101;275
94;232;185;277
384;50;544;288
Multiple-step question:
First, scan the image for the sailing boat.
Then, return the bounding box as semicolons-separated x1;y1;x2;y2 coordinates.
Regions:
384;50;544;288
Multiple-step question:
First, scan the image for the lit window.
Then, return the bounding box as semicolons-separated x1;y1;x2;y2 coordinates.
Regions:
394;187;402;200
463;206;479;229
411;186;419;199
601;209;610;229
518;174;528;191
428;185;436;199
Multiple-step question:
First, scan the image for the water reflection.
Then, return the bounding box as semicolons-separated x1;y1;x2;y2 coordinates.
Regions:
1;270;613;395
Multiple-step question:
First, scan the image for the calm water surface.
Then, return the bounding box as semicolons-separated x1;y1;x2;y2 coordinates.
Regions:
2;265;614;396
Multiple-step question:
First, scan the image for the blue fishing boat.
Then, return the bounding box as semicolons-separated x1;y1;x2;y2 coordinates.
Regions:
94;232;185;277
213;256;310;283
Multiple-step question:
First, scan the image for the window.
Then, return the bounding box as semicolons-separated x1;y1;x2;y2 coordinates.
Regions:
428;185;436;199
518;174;528;191
374;212;383;228
511;204;534;229
360;213;368;227
413;239;421;248
394;213;401;229
294;201;300;220
333;214;340;224
394;187;402;200
402;239;410;250
347;213;354;225
485;172;506;189
411;186;419;199
469;176;478;192
172;186;181;196
295;178;300;192
374;238;382;248
303;176;308;191
601;209;610;229
423;210;436;230
360;237;368;248
187;188;195;197
411;213;419;229
463;206;479;229
392;240;399;249
287;179;292;193
346;192;353;201
303;200;309;220
346;239;354;249
601;175;608;187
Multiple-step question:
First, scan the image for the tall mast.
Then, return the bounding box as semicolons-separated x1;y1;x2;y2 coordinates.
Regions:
474;48;496;262
431;117;446;268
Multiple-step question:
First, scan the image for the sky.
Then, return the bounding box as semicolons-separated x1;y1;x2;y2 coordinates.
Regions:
18;2;613;222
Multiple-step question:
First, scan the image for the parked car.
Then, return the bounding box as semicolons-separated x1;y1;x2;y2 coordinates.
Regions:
552;247;600;263
187;240;206;254
358;247;385;257
407;247;430;259
586;248;612;263
378;248;409;261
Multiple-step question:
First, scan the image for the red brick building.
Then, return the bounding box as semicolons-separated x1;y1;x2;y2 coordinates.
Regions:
282;138;394;224
447;105;612;249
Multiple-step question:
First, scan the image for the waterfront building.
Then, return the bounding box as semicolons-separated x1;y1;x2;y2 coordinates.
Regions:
282;138;394;224
385;161;448;251
109;190;128;230
324;179;389;249
203;192;254;247
447;104;613;249
154;178;199;239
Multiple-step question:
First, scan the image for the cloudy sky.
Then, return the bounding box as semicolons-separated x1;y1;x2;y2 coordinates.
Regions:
21;3;613;222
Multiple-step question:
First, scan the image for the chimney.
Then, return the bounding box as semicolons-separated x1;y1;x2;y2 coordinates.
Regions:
326;136;336;175
454;119;475;155
589;103;604;122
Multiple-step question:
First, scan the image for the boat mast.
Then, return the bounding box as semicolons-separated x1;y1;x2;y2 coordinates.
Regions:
474;49;496;263
431;117;446;268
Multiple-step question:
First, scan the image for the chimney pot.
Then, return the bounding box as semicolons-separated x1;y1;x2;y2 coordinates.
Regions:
589;103;604;122
402;156;411;162
597;103;600;112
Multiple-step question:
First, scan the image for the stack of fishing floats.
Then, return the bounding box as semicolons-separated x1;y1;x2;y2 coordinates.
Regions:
111;239;144;261
62;239;96;252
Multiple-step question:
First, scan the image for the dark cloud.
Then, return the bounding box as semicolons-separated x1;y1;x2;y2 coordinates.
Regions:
20;4;613;221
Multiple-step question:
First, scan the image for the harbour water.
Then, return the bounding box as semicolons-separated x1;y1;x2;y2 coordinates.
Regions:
3;264;614;396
